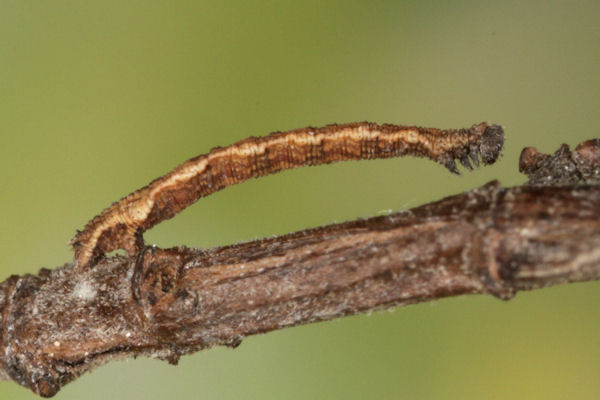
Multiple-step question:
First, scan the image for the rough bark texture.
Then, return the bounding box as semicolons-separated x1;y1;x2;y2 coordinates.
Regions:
1;139;599;397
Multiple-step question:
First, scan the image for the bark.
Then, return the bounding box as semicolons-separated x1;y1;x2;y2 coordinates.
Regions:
1;139;600;397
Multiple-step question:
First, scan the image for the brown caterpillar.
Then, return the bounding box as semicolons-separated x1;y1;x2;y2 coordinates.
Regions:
71;121;504;268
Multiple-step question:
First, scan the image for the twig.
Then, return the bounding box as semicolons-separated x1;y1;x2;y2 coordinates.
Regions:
1;139;599;397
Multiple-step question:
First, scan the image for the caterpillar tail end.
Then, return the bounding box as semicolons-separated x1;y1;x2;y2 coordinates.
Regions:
70;228;145;270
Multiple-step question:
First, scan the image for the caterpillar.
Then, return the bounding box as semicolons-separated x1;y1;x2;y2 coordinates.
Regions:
71;121;504;268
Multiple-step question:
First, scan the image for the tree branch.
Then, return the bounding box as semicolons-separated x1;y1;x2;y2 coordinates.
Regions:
1;139;600;397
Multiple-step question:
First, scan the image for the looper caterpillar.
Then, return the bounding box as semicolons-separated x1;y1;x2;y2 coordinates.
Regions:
71;121;504;268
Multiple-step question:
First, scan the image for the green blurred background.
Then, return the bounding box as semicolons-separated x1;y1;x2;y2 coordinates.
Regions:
1;1;599;398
